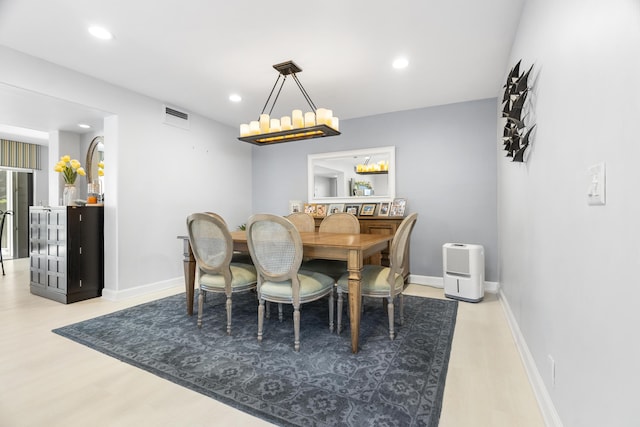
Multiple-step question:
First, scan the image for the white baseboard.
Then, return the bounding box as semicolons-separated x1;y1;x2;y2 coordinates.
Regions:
408;274;500;294
101;277;184;301
498;289;563;427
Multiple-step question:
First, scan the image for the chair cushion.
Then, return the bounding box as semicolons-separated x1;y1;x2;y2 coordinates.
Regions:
199;262;257;291
260;270;334;301
337;265;404;294
301;259;348;280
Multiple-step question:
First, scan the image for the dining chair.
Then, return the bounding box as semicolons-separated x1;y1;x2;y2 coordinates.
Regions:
336;212;418;340
319;212;360;234
0;210;13;275
205;212;253;264
302;212;360;280
246;214;335;351
285;212;316;232
186;212;257;333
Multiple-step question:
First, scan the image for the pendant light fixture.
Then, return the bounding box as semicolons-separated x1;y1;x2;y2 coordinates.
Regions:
238;60;340;145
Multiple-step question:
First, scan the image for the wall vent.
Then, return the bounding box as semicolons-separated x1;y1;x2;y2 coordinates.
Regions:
162;105;190;130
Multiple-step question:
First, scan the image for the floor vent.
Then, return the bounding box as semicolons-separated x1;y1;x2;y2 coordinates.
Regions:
163;105;190;130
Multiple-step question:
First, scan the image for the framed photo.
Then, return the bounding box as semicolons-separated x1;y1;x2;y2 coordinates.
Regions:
389;198;406;217
361;203;376;216
345;204;360;216
304;203;316;215
289;200;303;214
328;203;345;215
315;204;327;217
378;202;391;216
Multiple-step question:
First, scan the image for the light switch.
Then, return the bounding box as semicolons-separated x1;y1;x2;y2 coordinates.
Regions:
587;162;606;206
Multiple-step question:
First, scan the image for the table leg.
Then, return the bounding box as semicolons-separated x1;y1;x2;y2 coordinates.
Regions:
347;249;363;353
181;238;196;316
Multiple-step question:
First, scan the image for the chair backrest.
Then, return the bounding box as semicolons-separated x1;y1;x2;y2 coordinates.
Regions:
285;212;315;232
387;213;418;286
246;214;303;287
319;212;360;234
0;210;13;238
186;212;233;282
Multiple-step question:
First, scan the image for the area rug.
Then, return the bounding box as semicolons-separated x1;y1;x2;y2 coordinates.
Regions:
53;291;458;427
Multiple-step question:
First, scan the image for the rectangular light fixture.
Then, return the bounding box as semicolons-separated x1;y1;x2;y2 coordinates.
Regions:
238;60;340;146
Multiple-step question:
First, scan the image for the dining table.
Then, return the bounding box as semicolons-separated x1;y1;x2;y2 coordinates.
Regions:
178;230;394;353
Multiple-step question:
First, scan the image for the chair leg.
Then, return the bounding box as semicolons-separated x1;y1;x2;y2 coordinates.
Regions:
225;295;232;335
337;289;344;334
328;290;335;332
293;304;301;352
266;301;270;319
387;296;395;340
258;299;265;342
278;303;284;322
197;291;204;328
399;293;404;326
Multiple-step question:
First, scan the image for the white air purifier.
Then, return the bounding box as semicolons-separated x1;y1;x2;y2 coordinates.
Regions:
443;243;485;302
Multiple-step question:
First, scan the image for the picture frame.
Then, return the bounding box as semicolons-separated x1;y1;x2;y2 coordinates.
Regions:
315;204;327;217
289;200;303;214
378;202;391;216
361;203;376;216
389;198;406;217
328;203;345;215
345;204;360;216
304;203;316;215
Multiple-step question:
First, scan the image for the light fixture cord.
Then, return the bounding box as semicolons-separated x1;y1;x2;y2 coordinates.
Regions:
267;75;288;116
259;69;318;117
291;73;317;111
260;74;283;116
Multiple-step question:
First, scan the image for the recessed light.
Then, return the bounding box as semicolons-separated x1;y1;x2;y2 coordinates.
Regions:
78;124;91;129
229;94;242;102
392;58;409;70
88;26;113;40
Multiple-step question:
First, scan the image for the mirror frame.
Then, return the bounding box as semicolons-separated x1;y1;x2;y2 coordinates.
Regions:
308;146;396;204
85;136;104;184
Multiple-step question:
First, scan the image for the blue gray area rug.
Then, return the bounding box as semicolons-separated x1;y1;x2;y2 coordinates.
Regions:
53;292;457;427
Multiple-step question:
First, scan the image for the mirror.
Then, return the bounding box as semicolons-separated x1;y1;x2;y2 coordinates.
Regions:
308;146;395;204
85;136;104;184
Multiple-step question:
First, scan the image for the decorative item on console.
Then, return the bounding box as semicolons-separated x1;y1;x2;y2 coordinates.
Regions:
501;60;536;162
54;155;86;206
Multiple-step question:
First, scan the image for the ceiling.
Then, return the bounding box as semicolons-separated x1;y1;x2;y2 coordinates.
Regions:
0;0;525;142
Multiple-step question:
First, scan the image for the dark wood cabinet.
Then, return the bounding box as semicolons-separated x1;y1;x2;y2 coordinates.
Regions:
29;206;104;304
313;216;409;278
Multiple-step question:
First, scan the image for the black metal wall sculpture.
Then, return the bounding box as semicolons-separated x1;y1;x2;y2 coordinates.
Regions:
502;60;536;162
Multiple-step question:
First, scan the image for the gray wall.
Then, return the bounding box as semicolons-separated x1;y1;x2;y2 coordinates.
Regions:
252;98;498;281
500;0;640;426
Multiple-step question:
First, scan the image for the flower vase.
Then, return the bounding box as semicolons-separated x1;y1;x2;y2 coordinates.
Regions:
63;184;77;206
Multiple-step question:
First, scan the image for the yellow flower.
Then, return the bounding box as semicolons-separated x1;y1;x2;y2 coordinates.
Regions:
54;155;84;184
98;168;104;177
98;161;104;169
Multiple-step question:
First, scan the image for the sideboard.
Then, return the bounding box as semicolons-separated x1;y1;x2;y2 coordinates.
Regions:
313;216;409;278
29;206;104;304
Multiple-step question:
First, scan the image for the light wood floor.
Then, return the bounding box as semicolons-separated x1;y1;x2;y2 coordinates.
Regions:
0;259;545;427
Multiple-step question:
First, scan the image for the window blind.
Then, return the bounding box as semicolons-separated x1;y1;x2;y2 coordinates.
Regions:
0;139;41;170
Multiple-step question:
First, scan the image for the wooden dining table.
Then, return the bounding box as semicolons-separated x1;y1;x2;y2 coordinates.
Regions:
178;231;394;353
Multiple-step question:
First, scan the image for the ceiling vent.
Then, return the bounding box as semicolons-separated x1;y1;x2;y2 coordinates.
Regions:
162;105;190;130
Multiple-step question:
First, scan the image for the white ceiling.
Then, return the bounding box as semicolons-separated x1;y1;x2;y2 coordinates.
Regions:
0;0;524;141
